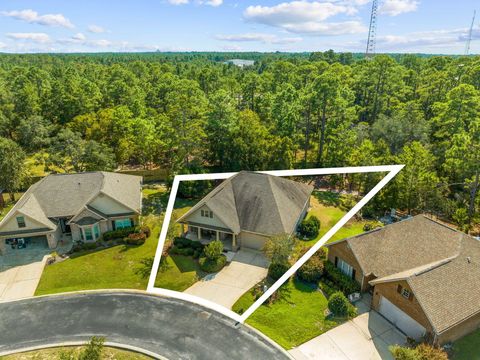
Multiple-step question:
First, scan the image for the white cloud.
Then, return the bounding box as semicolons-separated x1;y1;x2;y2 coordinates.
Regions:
379;0;419;16
216;32;302;44
1;9;74;28
243;1;367;36
87;24;106;33
7;32;51;43
72;33;86;41
167;0;189;4
201;0;223;6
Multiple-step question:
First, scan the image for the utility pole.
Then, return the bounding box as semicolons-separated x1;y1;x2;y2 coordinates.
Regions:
465;10;476;55
365;0;378;58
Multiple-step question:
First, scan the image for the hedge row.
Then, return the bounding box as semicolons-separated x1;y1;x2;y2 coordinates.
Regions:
323;261;360;295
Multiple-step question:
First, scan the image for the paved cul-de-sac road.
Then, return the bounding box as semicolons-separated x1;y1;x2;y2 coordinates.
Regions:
0;291;291;360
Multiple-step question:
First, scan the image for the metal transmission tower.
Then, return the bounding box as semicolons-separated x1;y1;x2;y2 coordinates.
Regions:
365;0;378;58
465;10;476;55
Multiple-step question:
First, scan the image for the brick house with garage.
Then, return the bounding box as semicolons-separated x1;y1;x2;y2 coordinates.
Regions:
177;171;313;251
326;215;480;345
0;172;142;255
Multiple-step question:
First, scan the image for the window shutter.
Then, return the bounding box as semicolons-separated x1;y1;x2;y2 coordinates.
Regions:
408;291;414;301
352;269;356;280
334;257;338;267
112;221;116;230
397;284;402;294
130;218;135;227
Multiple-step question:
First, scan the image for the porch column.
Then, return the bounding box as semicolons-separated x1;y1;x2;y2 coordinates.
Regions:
232;233;236;248
216;231;219;241
181;223;185;236
0;239;5;255
197;227;201;240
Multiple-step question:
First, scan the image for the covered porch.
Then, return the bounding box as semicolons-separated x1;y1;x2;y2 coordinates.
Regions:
180;222;238;251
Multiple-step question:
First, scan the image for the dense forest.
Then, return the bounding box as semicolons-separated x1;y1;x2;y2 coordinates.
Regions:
0;51;478;233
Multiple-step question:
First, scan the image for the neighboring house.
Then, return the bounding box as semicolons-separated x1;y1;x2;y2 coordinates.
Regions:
177;171;313;251
326;215;480;346
0;172;142;255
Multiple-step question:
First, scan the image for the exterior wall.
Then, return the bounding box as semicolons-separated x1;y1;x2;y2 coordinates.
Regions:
437;312;480;345
89;194;132;215
294;197;311;233
327;241;365;290
371;281;434;336
0;211;49;233
47;225;62;248
71;224;82;241
183;205;230;230
238;231;269;250
71;208;102;223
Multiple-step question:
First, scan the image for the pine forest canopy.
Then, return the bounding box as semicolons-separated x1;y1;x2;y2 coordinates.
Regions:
0;50;478;232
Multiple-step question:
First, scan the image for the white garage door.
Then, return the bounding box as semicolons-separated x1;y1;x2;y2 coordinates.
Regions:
379;296;426;340
241;235;267;250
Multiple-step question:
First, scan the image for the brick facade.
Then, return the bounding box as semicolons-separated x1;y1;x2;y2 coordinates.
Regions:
327;241;366;290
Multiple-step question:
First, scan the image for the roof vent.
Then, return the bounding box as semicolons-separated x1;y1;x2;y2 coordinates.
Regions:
467;257;472;264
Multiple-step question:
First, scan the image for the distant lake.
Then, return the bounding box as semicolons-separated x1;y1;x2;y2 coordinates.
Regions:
224;59;255;67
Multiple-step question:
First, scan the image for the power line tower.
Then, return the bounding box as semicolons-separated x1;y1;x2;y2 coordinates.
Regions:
365;0;378;58
465;10;476;55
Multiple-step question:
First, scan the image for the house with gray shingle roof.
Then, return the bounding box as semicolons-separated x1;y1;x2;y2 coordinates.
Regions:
0;172;142;255
326;215;480;345
177;171;313;251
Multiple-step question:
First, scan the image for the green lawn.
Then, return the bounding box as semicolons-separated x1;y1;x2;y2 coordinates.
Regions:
452;329;480;360
232;279;342;349
302;191;373;246
2;346;152;360
35;225;160;296
154;254;204;291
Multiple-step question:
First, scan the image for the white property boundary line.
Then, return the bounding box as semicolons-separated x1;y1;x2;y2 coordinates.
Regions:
147;165;404;323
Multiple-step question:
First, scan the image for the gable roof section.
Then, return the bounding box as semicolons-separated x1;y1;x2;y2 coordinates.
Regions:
0;172;142;231
178;171;313;236
344;215;480;335
336;215;463;279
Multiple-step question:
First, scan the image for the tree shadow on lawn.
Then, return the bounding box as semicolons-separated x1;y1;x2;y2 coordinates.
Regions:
171;254;206;276
313;191;341;208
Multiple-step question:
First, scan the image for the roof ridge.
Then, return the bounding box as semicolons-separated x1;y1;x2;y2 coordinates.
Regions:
267;175;289;233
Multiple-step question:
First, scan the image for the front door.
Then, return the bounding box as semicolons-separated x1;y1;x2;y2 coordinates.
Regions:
59;218;72;235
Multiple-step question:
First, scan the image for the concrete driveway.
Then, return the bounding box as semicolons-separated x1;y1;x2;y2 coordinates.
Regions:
0;256;47;301
0;291;290;360
185;249;269;309
289;311;407;360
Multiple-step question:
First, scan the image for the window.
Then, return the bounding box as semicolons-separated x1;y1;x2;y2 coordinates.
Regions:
337;258;353;278
115;218;133;229
201;209;213;218
209;211;213;218
93;224;100;239
16;216;26;228
402;288;411;299
84;227;93;241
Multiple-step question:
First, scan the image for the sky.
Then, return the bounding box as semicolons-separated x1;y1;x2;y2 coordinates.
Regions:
0;0;479;54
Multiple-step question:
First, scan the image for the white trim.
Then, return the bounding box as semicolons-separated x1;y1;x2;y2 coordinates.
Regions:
147;165;404;324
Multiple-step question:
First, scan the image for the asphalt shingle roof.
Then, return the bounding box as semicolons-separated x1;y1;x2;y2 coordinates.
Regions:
0;172;142;229
179;171;313;236
340;215;480;334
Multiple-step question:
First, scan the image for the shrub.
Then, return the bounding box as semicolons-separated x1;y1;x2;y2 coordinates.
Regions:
170;246;194;256
363;221;382;232
416;344;448;360
204;240;223;260
78;336;105;360
328;291;350;316
125;232;147;245
319;281;337;298
199;255;226;273
298;216;321;238
297;256;324;283
390;345;420;360
139;225;151;238
173;237;204;251
264;233;295;264
324;261;361;295
268;262;289;281
103;227;136;241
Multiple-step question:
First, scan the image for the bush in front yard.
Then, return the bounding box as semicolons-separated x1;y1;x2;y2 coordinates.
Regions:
390;344;448;360
298;216;320;238
103;227;136;241
324;261;361;295
204;240;223;260
268;262;290;281
173;237;204;251
199;255;226;273
327;291;350;316
297;256;324;283
125;232;147;245
170;246;195;256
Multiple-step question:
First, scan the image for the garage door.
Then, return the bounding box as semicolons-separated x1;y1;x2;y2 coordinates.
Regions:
379;296;426;340
241;235;267;250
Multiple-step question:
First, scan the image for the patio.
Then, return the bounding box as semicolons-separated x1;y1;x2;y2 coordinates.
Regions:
184;226;236;251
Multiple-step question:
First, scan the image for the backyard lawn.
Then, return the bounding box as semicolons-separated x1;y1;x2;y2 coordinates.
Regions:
302;191;375;246
232;279;342;349
154;254;205;291
452;329;480;360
